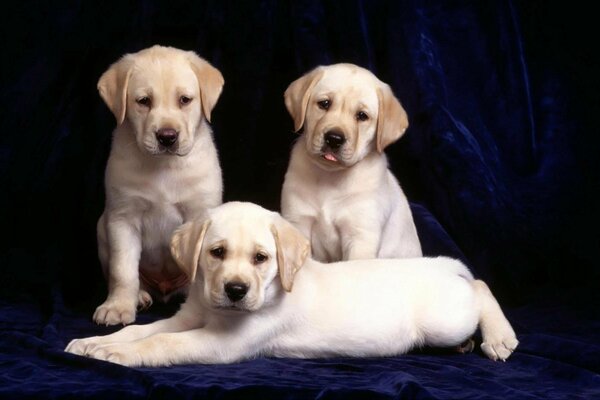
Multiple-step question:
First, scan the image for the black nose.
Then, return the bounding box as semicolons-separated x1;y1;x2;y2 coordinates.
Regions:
324;131;346;150
156;128;178;147
224;282;249;302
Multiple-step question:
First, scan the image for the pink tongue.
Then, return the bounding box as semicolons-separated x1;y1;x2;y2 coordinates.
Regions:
323;153;338;162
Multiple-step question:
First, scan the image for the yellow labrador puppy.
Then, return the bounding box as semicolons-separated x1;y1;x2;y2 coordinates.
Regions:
281;64;421;262
94;46;224;326
66;202;518;367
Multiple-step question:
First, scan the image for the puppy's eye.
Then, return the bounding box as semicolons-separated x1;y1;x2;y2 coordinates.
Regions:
179;96;193;106
210;247;225;259
356;111;369;121
317;99;331;110
253;252;268;264
136;96;151;107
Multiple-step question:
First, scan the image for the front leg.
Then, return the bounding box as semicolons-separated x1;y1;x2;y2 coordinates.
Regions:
281;187;315;241
86;327;259;367
339;216;381;261
67;305;203;356
94;215;142;326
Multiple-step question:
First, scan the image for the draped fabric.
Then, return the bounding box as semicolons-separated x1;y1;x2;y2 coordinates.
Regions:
1;1;598;398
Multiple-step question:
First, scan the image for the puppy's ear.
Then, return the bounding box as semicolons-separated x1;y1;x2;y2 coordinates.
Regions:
270;216;310;292
170;219;211;283
187;52;224;123
97;55;135;125
284;67;324;132
376;84;409;153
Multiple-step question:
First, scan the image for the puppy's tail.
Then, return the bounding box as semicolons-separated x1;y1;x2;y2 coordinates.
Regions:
472;280;519;361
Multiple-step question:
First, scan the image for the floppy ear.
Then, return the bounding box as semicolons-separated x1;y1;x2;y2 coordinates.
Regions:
376;84;409;153
186;52;224;123
284;67;324;132
170;219;211;283
97;55;135;125
270;216;310;292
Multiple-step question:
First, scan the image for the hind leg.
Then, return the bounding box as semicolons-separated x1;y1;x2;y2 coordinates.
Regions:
472;280;519;361
454;338;475;354
137;286;153;310
97;214;110;279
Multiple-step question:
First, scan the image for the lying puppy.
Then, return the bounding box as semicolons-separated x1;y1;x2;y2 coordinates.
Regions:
281;63;422;262
66;202;518;366
94;45;224;326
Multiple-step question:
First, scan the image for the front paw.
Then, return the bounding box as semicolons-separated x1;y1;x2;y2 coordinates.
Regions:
94;298;136;326
65;337;105;356
87;343;142;367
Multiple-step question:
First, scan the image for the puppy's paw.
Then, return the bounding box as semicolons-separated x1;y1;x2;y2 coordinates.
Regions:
65;337;105;356
65;338;87;355
88;343;141;367
455;338;475;354
137;290;153;311
94;299;136;326
481;332;519;361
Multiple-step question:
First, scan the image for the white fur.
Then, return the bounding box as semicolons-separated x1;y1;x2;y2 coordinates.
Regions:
67;202;518;366
281;64;422;262
94;46;224;326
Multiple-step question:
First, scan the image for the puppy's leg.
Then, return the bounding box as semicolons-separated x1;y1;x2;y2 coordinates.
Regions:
97;214;110;278
99;215;151;311
472;280;519;361
94;218;142;326
137;288;153;310
341;223;380;260
85;327;257;367
337;208;383;260
454;338;475;354
378;200;422;258
66;307;201;356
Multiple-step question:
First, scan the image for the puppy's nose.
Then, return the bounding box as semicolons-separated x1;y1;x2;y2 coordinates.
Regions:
224;282;249;302
156;128;178;147
324;131;346;150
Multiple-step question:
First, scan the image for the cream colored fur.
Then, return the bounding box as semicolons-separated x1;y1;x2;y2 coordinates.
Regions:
281;64;421;262
94;46;224;326
67;202;518;366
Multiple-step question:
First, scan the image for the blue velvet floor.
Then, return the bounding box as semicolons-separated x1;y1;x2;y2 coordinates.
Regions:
2;283;599;399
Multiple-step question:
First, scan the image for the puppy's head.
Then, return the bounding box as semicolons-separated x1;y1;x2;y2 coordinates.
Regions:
170;202;310;313
284;63;408;170
98;45;224;156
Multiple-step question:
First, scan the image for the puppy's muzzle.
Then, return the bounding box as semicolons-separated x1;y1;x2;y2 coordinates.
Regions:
323;130;346;152
224;281;249;302
156;128;179;148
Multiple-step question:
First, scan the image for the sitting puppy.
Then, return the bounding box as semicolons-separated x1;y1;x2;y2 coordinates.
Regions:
281;64;422;262
93;45;224;326
66;202;518;366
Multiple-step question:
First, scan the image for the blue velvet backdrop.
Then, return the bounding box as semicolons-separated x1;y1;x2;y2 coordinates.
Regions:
1;1;599;398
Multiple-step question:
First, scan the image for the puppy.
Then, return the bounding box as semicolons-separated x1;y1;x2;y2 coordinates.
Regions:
66;202;518;367
93;45;224;326
281;64;421;262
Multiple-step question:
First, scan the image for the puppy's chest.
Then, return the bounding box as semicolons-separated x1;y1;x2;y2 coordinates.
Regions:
139;172;199;204
111;155;213;205
140;202;184;246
